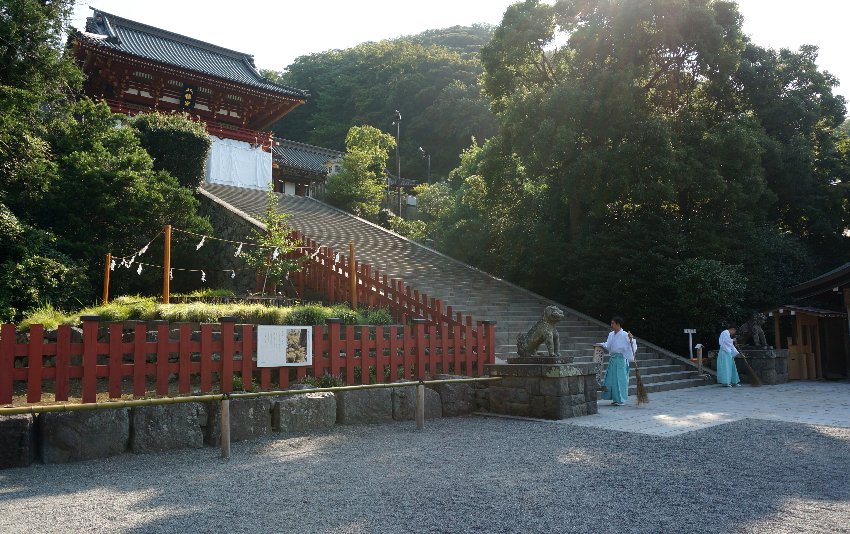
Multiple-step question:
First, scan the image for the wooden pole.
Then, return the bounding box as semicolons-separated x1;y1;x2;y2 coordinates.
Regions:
220;398;231;458
102;252;111;304
415;383;425;430
162;224;171;304
349;241;357;311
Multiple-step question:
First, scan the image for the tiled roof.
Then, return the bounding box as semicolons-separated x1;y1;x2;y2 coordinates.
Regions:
78;9;307;99
273;139;343;175
770;305;845;318
787;261;850;298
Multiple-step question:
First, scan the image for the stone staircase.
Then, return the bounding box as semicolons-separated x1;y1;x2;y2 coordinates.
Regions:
201;184;712;395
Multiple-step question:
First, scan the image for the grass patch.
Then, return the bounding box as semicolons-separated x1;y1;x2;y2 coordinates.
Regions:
19;296;395;330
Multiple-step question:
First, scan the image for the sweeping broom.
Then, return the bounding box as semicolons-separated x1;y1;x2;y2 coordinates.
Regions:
630;333;650;404
737;350;763;387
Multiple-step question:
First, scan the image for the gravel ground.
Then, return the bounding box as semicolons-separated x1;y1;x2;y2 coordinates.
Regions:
1;417;848;533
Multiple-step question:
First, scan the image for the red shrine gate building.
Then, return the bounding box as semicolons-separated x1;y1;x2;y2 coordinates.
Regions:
71;9;337;196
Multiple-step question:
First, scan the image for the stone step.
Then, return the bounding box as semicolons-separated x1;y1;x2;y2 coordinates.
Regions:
202;183;707;398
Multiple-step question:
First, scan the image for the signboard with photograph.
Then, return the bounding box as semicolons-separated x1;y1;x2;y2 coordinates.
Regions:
256;326;313;367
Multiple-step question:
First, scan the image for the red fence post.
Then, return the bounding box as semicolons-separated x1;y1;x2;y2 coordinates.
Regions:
482;321;497;371
108;323;123;399
389;325;399;382
220;317;236;393
344;325;355;385
133;323;147;397
200;323;213;393
412;319;427;380
27;324;44;404
327;318;342;380
464;317;474;376
0;324;14;404
360;325;370;385
81;316;99;403
178;324;191;394
155;321;170;396
55;324;71;402
375;325;386;384
241;324;254;391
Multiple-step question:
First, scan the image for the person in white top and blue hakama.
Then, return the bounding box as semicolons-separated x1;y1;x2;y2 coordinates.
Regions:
596;316;637;406
717;325;742;387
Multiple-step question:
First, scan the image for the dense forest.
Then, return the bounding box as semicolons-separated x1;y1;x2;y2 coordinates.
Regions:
411;0;850;347
2;0;849;353
264;25;498;180
0;1;212;321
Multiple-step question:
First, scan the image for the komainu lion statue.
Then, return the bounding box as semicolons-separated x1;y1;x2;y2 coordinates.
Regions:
516;306;565;358
737;312;770;348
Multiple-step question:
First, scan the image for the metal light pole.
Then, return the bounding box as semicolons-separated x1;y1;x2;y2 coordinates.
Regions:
393;110;402;215
419;146;431;183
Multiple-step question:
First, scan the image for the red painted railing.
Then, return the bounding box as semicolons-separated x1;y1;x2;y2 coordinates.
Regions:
0;317;495;405
0;230;499;405
102;98;275;150
292;231;474;331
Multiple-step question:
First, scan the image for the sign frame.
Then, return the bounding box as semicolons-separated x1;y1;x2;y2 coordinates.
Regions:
256;325;313;367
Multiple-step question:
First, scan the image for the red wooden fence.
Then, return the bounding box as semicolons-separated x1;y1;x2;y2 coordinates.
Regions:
0;317;496;405
292;231;470;331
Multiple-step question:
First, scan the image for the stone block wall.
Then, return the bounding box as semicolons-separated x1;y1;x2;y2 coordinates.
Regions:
485;363;600;420
2;376;519;470
197;194;258;294
0;415;35;469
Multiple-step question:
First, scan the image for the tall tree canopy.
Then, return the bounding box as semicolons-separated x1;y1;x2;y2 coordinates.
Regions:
421;0;849;350
0;0;211;320
265;26;498;181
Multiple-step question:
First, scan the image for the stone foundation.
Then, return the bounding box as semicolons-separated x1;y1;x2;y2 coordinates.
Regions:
485;362;601;420
737;349;789;385
4;376;493;469
0;415;35;469
709;349;789;385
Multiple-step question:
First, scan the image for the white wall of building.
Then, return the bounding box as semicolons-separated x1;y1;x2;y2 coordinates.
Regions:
205;136;272;190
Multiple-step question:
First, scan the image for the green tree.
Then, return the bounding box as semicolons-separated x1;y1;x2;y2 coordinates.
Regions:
0;0;81;215
427;0;848;349
240;190;304;294
325;125;396;218
129;112;212;189
266;26;497;179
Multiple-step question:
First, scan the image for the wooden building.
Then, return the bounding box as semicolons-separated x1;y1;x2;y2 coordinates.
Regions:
272;139;343;197
71;9;307;189
768;263;850;380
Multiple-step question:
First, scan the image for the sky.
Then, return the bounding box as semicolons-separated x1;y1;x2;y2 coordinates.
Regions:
71;0;850;104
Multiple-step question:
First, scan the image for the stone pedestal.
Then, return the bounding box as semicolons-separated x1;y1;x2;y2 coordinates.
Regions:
709;349;789;385
736;349;788;385
485;361;601;420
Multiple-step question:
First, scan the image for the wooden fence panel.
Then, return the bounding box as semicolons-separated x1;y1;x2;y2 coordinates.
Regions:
133;323;147;397
200;324;213;393
55;325;71;402
27;324;43;404
156;323;170;396
82;319;98;403
220;320;234;393
344;325;355;385
0;324;14;404
108;323;122;398
178;325;191;394
241;324;254;391
0;228;505;404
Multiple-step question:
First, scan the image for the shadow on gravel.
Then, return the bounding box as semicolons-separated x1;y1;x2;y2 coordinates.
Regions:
1;417;849;533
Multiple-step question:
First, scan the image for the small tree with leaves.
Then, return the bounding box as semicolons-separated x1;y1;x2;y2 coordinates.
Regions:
325;125;396;218
240;190;304;295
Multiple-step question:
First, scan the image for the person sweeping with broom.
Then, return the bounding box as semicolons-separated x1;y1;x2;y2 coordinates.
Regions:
717;324;742;387
596;316;639;406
